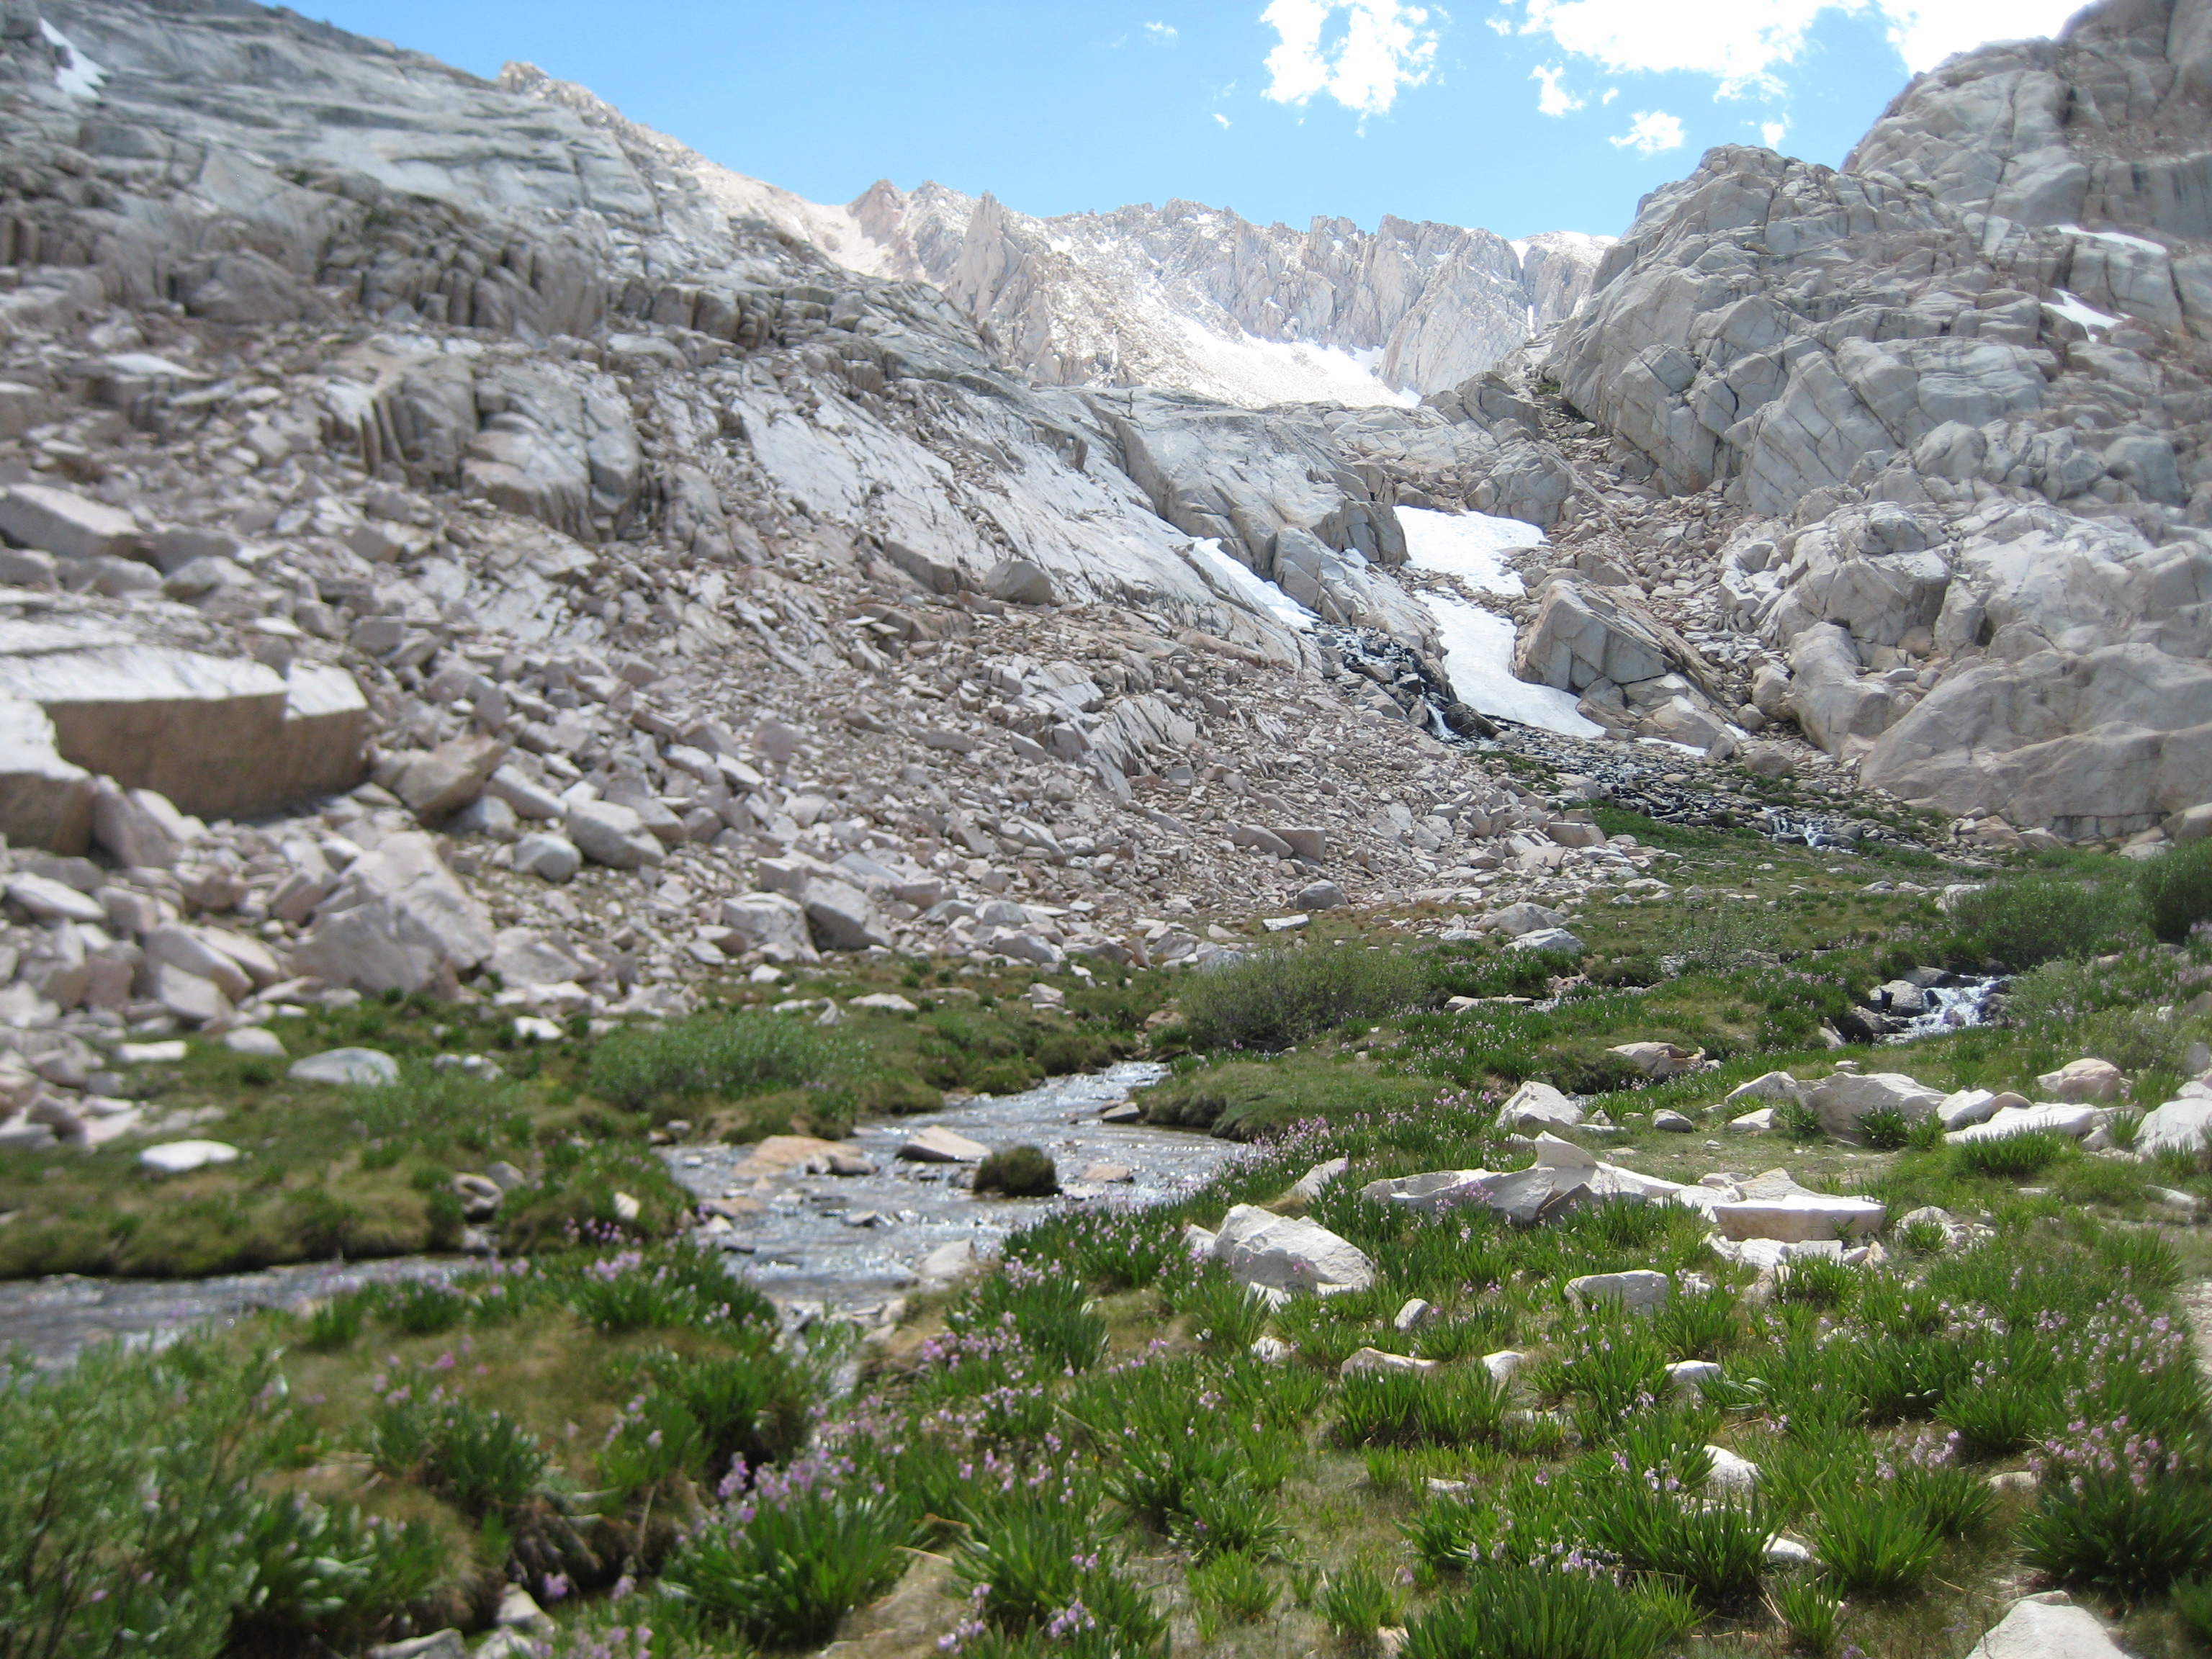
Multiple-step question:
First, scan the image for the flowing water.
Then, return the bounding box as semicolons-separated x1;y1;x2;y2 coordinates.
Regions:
0;1254;462;1370
0;1063;1237;1364
1886;977;2002;1043
660;1061;1241;1316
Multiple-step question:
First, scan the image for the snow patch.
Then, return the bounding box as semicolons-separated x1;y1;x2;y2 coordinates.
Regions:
1168;318;1417;410
2050;289;2121;333
1399;508;1596;736
2058;224;2168;256
1187;537;1315;631
42;22;105;100
1400;506;1541;595
1425;593;1601;737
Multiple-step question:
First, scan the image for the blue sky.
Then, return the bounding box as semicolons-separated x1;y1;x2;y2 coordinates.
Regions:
298;0;2085;240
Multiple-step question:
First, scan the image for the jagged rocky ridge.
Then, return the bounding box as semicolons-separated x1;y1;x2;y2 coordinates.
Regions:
1513;0;2212;842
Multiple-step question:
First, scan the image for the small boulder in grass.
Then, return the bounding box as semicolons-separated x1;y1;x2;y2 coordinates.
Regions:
972;1143;1060;1197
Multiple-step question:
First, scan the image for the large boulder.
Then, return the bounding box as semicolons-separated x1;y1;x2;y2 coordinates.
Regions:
721;891;821;963
294;832;495;996
801;878;891;952
565;800;664;869
1803;1070;1946;1138
0;642;365;827
1513;576;1715;698
0;484;146;562
1497;1079;1583;1132
1210;1204;1377;1297
2138;1094;2212;1157
379;735;508;822
0;696;93;853
1964;1594;2128;1659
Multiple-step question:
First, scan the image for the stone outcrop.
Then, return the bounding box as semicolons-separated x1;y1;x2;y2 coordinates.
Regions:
1520;0;2212;834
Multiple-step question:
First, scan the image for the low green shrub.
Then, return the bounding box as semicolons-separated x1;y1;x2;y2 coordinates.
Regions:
1178;945;1428;1050
973;1145;1060;1197
1167;1476;1292;1562
496;1140;694;1252
955;1261;1107;1375
2172;1575;2212;1644
2019;1467;2212;1601
2139;840;2212;943
1581;1485;1766;1607
1336;1366;1509;1449
1856;1107;1911;1150
665;1457;914;1646
1188;1550;1279;1635
588;1013;859;1110
1402;1562;1671;1659
1811;1491;1939;1597
1175;1270;1270;1352
1948;877;2124;969
1949;1130;2072;1181
1771;1576;1843;1655
364;1388;548;1517
1316;1557;1405;1640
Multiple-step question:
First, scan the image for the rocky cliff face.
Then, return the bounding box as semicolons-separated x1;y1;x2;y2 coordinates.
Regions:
844;181;1609;408
1480;0;2212;843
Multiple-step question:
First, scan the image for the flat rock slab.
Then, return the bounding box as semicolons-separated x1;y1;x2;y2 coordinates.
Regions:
1565;1269;1671;1313
1966;1596;2126;1659
1212;1203;1377;1296
139;1138;239;1174
900;1126;989;1163
1948;1104;2100;1143
289;1047;400;1087
1711;1192;1886;1241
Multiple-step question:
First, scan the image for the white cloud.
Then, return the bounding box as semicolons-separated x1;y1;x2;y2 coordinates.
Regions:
1609;109;1686;153
1513;0;2082;95
1144;20;1179;42
1874;0;2082;71
1600;86;1618;102
1531;63;1585;114
1261;0;1441;116
1761;117;1788;145
1215;111;1233;126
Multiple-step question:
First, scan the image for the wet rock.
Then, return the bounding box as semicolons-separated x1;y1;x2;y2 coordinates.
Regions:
900;1126;989;1163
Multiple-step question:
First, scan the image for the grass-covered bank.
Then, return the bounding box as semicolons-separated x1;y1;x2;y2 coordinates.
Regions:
13;1083;2212;1659
19;819;2212;1655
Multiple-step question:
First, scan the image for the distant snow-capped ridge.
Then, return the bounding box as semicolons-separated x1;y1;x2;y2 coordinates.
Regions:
848;185;1611;410
500;62;1606;409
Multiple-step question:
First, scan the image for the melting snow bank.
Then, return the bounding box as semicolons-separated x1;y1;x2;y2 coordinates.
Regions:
1398;507;1601;739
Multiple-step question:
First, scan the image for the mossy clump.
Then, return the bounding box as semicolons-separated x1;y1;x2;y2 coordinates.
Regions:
973;1144;1060;1197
